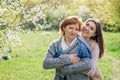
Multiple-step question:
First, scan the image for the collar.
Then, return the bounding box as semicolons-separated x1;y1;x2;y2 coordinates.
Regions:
61;36;77;51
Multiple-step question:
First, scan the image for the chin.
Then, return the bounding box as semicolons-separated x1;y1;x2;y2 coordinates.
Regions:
70;37;75;40
82;34;87;37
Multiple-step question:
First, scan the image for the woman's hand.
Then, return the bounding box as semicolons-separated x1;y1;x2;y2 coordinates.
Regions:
69;54;80;64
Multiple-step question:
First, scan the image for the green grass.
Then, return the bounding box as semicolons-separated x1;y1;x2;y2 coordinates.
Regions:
0;31;120;80
104;32;120;59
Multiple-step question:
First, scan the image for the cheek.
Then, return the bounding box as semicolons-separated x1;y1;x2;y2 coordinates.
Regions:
91;32;96;37
75;32;79;35
81;27;85;32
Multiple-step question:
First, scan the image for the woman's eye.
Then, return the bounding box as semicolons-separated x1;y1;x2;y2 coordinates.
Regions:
90;27;93;30
86;23;89;26
69;27;73;29
75;28;79;31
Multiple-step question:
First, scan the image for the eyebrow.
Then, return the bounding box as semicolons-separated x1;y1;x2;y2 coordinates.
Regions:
87;22;94;28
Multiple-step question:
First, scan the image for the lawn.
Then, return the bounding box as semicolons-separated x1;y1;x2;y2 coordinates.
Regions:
0;31;120;80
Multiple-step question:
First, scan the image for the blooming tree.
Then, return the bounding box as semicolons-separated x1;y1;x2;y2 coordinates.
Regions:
0;0;47;55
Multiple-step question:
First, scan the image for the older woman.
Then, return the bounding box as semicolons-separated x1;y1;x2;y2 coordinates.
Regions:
43;16;92;80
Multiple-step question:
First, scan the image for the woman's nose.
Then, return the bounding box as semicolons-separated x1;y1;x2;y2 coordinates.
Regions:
85;26;89;30
72;29;77;34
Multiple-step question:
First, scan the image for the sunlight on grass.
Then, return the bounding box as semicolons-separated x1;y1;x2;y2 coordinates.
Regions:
0;31;120;80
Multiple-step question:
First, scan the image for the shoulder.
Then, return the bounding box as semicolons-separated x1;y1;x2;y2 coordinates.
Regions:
90;40;100;57
77;35;91;50
77;35;89;46
90;40;99;51
49;36;62;48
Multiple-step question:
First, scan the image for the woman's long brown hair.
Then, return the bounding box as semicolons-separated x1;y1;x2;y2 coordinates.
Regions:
85;18;105;58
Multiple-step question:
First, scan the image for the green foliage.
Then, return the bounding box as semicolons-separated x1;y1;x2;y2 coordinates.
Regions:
44;5;78;30
104;32;120;59
0;0;120;58
0;1;46;52
1;0;120;32
0;0;120;79
85;0;120;32
78;5;91;21
2;56;9;60
0;0;23;53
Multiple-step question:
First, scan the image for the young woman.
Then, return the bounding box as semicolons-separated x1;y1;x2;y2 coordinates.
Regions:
60;18;105;80
43;16;92;80
81;18;105;80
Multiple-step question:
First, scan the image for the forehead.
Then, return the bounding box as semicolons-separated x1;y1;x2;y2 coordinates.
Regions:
87;21;96;28
66;24;79;28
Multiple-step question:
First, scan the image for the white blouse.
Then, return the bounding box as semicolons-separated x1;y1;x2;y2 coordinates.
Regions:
61;36;77;51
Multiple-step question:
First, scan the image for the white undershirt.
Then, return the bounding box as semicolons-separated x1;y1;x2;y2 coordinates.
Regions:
61;36;77;51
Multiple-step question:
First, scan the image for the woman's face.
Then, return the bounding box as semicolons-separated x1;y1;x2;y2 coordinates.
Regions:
81;21;96;39
63;24;79;41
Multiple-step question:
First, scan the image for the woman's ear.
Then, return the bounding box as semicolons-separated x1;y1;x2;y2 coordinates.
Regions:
63;26;66;31
63;27;65;30
62;26;66;35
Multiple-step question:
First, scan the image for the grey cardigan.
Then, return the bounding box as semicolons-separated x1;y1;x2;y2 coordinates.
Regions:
43;35;91;80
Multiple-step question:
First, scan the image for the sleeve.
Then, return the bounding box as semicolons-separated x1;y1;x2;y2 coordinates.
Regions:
42;41;71;69
60;42;92;75
61;58;92;75
86;44;100;77
77;39;92;59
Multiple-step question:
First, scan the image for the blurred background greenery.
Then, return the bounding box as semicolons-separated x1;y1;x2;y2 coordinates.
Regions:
1;0;120;53
0;0;120;80
1;0;120;31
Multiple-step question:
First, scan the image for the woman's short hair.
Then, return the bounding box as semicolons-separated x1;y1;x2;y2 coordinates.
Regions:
59;16;82;35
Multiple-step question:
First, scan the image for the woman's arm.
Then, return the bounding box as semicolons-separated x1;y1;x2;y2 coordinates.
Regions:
86;44;100;77
43;42;71;69
61;58;91;75
60;39;92;75
60;43;99;76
